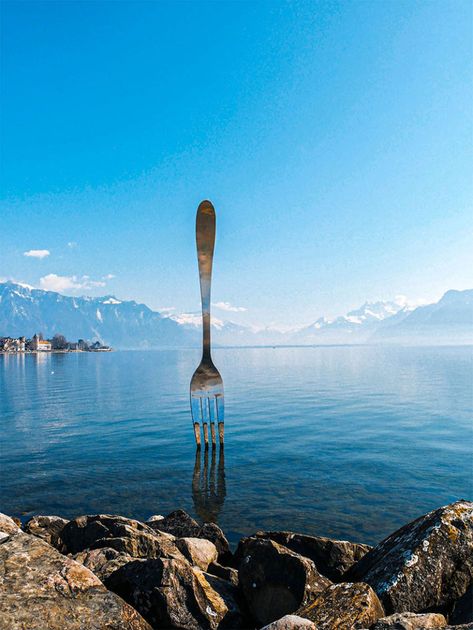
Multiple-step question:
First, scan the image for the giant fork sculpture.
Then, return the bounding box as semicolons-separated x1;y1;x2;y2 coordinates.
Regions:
190;200;224;448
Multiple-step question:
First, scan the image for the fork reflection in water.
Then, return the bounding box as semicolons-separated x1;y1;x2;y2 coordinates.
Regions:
192;446;226;524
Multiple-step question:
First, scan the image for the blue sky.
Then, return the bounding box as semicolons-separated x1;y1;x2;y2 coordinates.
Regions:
1;0;471;327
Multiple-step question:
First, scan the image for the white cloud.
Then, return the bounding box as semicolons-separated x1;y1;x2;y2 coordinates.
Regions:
24;249;50;259
212;301;247;312
157;306;176;313
102;273;116;280
67;242;77;248
39;274;106;292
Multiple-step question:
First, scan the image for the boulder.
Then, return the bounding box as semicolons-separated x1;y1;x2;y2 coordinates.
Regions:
237;536;331;626
23;514;69;550
254;530;371;581
0;532;152;630
61;514;184;560
0;512;21;535
106;556;228;629
208;561;239;586
298;582;384;628
148;508;199;537
372;612;447;629
451;584;473;625
346;500;473;614
74;547;134;582
149;509;231;563
176;537;219;570
203;571;247;629
260;615;316;630
146;514;164;523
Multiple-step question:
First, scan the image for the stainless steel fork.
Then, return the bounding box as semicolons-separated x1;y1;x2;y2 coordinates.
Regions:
190;200;224;448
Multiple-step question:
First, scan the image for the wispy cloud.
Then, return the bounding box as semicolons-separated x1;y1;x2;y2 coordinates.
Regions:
24;249;50;259
39;274;106;292
102;273;116;280
157;306;176;313
67;241;77;248
212;301;247;312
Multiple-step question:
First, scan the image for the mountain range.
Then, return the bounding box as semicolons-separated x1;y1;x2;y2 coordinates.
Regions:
0;281;471;348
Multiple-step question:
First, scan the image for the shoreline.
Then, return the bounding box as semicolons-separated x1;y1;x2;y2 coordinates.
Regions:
0;501;471;629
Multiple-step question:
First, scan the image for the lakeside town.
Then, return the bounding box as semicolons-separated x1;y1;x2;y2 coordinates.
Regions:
0;333;112;353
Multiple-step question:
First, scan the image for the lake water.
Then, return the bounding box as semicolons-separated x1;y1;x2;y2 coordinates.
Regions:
1;346;472;547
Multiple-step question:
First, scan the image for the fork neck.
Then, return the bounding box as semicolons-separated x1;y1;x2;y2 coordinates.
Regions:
202;310;212;361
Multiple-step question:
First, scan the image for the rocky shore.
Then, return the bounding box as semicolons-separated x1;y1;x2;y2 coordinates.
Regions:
0;501;471;630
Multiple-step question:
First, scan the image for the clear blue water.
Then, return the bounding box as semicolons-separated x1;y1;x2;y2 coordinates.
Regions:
1;346;472;547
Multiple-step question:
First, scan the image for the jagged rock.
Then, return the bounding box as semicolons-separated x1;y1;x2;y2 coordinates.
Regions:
150;509;231;563
298;581;384;628
149;509;199;537
208;562;239;586
254;530;371;581
24;514;69;550
0;512;21;535
451;584;473;625
61;514;184;560
0;532;152;630
260;615;316;629
203;572;247;629
106;556;228;629
346;500;473;614
74;547;134;582
237;536;331;626
176;537;218;570
146;514;164;523
371;612;447;629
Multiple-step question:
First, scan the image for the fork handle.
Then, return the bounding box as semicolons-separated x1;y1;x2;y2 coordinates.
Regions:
196;200;216;360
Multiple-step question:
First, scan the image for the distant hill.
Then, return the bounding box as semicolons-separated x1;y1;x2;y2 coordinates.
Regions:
0;282;471;348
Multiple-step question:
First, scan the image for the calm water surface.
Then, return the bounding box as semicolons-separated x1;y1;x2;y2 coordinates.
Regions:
1;346;472;546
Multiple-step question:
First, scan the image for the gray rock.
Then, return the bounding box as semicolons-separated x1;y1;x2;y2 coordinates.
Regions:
146;514;164;523
254;530;371;581
61;514;184;560
298;582;384;629
371;612;447;629
0;532;152;630
150;509;231;563
0;512;21;535
24;514;69;550
237;536;331;626
260;614;316;629
73;547;134;582
451;583;473;625
346;500;473;614
177;536;219;570
106;556;228;629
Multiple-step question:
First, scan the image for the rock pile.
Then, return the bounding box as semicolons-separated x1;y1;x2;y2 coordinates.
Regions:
0;500;471;629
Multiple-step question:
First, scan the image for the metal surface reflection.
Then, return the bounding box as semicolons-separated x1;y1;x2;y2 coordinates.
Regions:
192;445;226;523
190;200;225;448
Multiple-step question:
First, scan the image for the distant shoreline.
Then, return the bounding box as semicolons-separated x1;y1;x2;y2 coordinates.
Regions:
0;349;112;354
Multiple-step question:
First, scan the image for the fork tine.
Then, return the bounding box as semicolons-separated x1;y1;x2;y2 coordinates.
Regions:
215;395;224;446
193;421;201;447
208;397;217;448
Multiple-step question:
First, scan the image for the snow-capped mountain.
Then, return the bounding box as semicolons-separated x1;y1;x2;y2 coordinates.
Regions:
0;281;471;348
371;289;473;344
291;298;413;344
0;281;193;349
